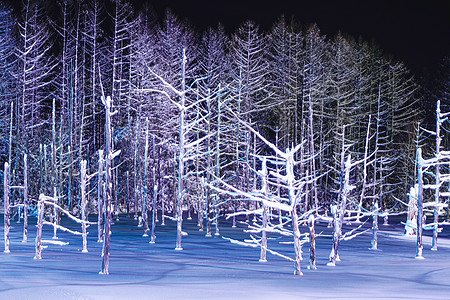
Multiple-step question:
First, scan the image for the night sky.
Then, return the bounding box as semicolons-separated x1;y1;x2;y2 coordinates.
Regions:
146;0;449;77
4;0;449;77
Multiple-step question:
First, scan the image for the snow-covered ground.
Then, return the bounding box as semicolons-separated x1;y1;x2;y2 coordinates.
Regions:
1;214;449;300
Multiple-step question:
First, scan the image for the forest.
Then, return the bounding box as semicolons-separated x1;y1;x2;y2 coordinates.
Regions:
0;0;449;278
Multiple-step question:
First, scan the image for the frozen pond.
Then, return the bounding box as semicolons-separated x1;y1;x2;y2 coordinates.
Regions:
1;214;449;299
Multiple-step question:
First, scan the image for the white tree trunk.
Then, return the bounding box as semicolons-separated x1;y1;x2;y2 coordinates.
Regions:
308;215;316;270
292;208;303;276
3;162;10;253
100;96;115;275
432;100;442;251
97;150;104;242
404;185;418;236
175;50;187;250
370;202;378;250
259;158;268;262
142;118;149;237
81;160;88;253
416;148;424;259
150;136;157;244
22;155;28;243
34;195;45;259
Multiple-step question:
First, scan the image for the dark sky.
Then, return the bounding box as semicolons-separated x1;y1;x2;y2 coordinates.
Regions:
147;0;449;77
5;0;449;77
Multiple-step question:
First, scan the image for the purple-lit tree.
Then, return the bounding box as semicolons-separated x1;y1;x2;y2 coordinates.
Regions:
0;3;16;161
301;24;329;211
267;17;303;151
139;46;211;250
206;116;318;276
100;95;121;274
16;0;57;151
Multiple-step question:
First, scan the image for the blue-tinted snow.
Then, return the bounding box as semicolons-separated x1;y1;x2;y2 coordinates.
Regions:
1;214;449;300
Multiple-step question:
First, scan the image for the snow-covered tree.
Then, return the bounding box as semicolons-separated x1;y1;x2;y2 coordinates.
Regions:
140;47;211;249
301;24;329;210
15;0;57;151
100;95;121;274
267;17;303;150
206;115;319;276
0;3;16;162
414;101;450;255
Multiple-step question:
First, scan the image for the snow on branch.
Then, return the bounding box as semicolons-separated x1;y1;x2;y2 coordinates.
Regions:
340;220;370;241
222;236;259;248
204;174;294;212
40;197;96;225
225;209;264;219
41;240;69;246
42;221;83;236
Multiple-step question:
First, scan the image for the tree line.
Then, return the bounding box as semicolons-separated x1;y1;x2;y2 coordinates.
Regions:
0;0;422;236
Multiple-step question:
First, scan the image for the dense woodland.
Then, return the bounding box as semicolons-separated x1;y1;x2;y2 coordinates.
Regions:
0;0;448;275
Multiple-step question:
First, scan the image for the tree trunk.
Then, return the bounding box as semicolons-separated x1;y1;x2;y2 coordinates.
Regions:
404;185;418;236
3;162;10;253
22;155;28;243
259;158;268;262
142;118;149;237
134;112;140;220
432;100;442;251
292;208;303;276
370;202;378;250
175;49;187;250
205;94;212;237
100;96;114;275
34;195;44;259
97;150;104;242
309;215;316;270
416;148;424;259
81;160;88;252
150;135;157;244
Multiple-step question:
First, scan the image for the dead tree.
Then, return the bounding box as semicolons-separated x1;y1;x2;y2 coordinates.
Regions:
415;146;450;258
404;185;418;236
205;116;317;276
97;150;104;242
100;95;121;274
141;49;210;250
308;215;316;270
80;160;88;252
3;154;29;252
3;162;10;253
328;154;364;266
369;202;379;250
34;193;95;260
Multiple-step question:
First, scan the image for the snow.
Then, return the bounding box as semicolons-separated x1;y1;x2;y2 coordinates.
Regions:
1;214;450;299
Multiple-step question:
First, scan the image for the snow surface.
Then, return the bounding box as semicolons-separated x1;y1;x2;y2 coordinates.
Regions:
1;214;450;300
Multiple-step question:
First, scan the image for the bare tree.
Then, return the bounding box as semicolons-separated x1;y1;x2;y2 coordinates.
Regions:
100;95;121;275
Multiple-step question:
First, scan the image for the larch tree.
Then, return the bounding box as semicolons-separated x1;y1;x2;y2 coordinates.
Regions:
228;21;270;226
15;0;57;152
139;45;211;249
110;0;135;126
301;24;329;210
0;3;16;162
198;25;236;230
267;17;303;151
79;0;107;154
148;9;198;221
205;116;318;276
